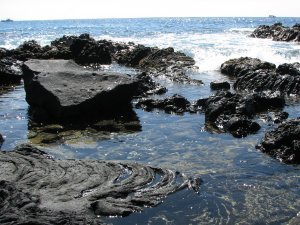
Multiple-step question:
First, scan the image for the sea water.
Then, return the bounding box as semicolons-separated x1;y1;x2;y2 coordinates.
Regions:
0;17;300;224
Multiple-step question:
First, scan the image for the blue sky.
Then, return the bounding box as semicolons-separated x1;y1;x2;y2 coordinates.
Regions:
1;0;299;20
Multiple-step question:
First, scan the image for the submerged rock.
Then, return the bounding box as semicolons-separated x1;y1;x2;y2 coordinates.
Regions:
136;94;191;114
0;57;23;85
256;118;300;164
28;108;141;145
0;144;198;223
22;59;138;119
250;23;300;42
221;57;300;95
196;91;285;137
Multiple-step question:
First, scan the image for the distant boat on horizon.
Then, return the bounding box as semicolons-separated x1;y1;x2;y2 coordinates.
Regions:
268;15;276;18
1;19;13;22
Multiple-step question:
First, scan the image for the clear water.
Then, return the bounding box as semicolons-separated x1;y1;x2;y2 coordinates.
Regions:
1;17;300;224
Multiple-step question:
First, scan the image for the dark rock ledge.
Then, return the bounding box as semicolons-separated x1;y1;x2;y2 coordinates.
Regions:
0;145;200;224
250;23;300;42
256;118;300;164
197;91;285;137
221;57;300;95
0;34;200;85
136;90;286;138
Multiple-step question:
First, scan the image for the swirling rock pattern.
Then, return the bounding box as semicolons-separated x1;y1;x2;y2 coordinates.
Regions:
0;145;195;224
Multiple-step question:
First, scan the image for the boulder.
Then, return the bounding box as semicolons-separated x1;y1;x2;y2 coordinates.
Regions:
221;57;300;95
250;23;300;42
196;91;285;137
22;59;139;119
220;57;276;77
0;57;23;84
69;34;112;64
0;144;199;223
210;81;230;90
114;44;201;84
136;94;191;114
256;118;300;164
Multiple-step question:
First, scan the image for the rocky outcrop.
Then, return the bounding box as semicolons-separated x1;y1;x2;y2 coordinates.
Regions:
0;57;23;84
3;34;199;86
220;57;276;78
134;72;167;97
195;91;285;137
221;57;300;95
0;144;199;224
113;44;201;84
0;134;3;149
210;81;230;90
256;118;300;164
22;59;139;119
136;94;191;114
250;23;300;42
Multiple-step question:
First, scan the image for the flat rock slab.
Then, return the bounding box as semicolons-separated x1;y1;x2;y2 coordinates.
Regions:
23;59;138;119
0;145;198;224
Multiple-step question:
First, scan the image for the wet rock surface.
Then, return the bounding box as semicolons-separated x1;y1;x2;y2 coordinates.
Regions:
196;91;285;137
113;44;201;84
256;118;300;164
0;145;196;224
221;57;300;95
0;57;24;85
28;108;142;145
210;81;230;90
220;57;276;78
136;94;191;114
0;134;3;149
22;59;139;119
250;23;300;42
3;34;199;85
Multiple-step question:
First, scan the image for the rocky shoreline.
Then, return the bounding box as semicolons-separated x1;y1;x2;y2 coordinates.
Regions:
0;144;200;224
0;27;300;223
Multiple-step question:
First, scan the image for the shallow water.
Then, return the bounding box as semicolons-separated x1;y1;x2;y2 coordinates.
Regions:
1;17;300;224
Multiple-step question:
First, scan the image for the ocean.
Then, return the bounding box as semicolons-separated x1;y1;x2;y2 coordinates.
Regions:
0;17;300;224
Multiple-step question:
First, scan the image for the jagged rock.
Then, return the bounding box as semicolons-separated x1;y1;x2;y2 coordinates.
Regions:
0;57;23;84
22;59;138;119
0;134;3;149
256;118;300;163
113;43;201;84
136;94;191;114
0;48;7;59
210;81;230;90
139;47;201;84
220;57;276;77
250;23;300;42
196;91;285;137
69;34;111;64
114;44;152;67
221;57;300;95
134;72;167;97
0;144;198;224
276;62;300;76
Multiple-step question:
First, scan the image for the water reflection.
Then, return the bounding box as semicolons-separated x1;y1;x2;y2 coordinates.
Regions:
27;106;141;146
